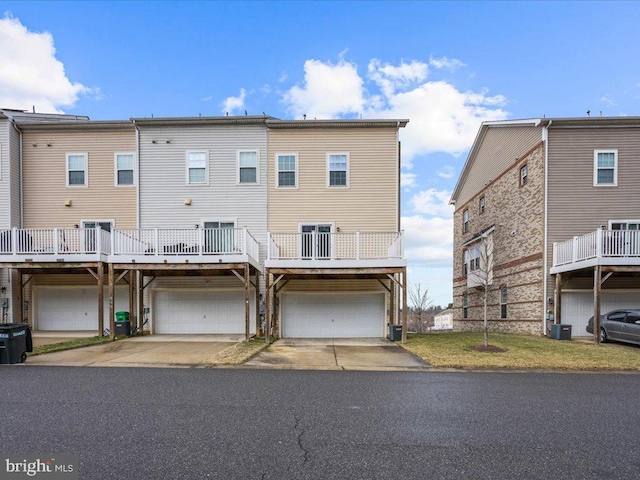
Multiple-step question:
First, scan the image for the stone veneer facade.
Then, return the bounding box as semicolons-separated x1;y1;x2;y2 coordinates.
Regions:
452;142;545;335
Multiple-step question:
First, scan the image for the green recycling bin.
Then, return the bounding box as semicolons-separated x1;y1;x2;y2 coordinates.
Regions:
115;311;130;322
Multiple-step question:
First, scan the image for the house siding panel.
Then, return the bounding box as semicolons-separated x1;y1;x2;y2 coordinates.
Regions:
546;126;640;304
267;128;399;232
22;129;137;228
9;122;21;228
0;120;10;320
455;126;542;209
138;124;268;263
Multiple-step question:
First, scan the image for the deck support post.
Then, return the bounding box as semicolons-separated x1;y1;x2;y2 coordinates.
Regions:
138;271;144;335
554;273;562;325
128;270;135;333
97;262;104;336
244;263;250;342
401;268;407;343
255;269;261;336
594;265;601;345
17;270;23;324
265;271;271;344
108;263;115;341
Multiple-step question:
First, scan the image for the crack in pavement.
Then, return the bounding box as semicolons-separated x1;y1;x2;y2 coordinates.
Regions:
293;414;309;466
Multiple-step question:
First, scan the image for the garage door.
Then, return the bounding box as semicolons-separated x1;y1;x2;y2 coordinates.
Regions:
562;291;640;335
153;290;250;334
282;293;385;338
36;286;129;331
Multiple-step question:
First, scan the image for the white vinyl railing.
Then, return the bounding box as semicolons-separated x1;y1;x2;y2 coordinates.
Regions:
0;227;110;255
553;229;640;266
267;231;403;260
111;227;258;258
0;227;260;261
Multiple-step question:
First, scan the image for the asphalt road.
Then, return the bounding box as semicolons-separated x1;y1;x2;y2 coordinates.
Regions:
0;367;638;480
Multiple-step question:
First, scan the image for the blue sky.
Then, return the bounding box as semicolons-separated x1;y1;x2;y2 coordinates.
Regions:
2;1;640;307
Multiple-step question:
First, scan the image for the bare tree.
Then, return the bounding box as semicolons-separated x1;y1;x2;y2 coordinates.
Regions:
408;283;433;333
467;231;494;347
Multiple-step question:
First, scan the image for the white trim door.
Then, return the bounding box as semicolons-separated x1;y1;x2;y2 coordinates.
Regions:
35;285;128;331
562;291;640;335
281;292;385;338
152;289;254;334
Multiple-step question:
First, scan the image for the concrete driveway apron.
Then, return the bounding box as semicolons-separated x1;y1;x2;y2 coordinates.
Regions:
246;338;427;370
25;335;241;368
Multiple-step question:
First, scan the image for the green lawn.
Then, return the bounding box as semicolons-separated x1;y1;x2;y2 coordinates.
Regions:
401;332;640;370
215;338;272;365
30;335;121;356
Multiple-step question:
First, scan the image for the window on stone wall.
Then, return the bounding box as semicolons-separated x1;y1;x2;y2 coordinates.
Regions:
479;196;485;214
500;287;507;319
520;164;528;186
463;294;468;319
463;209;469;233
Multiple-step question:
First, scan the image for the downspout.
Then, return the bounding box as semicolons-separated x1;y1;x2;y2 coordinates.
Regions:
542;120;552;335
10;120;23;228
134;122;140;229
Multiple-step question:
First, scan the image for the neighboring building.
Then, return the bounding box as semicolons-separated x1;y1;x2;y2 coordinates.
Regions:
0;117;135;333
264;119;409;339
450;117;640;337
126;116;268;336
432;309;453;330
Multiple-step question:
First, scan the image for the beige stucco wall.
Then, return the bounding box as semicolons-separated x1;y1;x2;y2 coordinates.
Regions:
267;128;399;233
22;128;137;228
452;142;546;335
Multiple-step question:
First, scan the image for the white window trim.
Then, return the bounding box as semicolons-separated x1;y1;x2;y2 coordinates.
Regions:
326;152;350;188
81;219;116;229
593;149;618;187
608;220;640;229
201;219;237;228
236;149;260;185
114;152;137;187
185;150;209;186
275;153;299;189
66;152;89;188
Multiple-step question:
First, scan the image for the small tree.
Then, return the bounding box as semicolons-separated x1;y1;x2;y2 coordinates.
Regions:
467;232;494;347
409;283;433;333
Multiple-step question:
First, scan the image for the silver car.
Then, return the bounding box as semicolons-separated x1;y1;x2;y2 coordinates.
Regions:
586;309;640;346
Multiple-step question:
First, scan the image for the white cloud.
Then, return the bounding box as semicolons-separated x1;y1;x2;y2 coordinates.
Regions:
402;215;453;267
429;55;465;71
437;165;455;179
220;88;247;115
281;56;508;167
401;172;417;190
278;72;288;83
0;15;91;113
282;59;364;119
409;189;455;217
601;94;616;106
201;96;213;102
368;59;428;97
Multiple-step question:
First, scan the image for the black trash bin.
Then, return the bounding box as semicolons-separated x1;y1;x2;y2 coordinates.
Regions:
550;324;572;340
0;323;32;364
388;324;403;341
114;311;131;337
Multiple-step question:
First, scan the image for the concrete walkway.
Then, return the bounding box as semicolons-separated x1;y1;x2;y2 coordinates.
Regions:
246;338;427;370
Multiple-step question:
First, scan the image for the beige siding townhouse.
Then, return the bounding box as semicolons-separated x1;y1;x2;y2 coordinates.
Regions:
450;117;640;339
264;119;409;339
0;118;137;335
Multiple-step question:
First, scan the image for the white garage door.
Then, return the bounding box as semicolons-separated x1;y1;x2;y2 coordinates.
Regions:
36;286;129;331
282;293;385;338
562;291;640;335
153;290;250;334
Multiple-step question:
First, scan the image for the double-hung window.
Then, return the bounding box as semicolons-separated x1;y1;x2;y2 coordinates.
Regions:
238;150;258;184
520;164;528;186
327;153;349;187
186;151;208;185
276;154;297;188
463;294;468;319
479;196;485;214
115;153;135;186
594;150;617;186
462;209;469;233
67;153;88;187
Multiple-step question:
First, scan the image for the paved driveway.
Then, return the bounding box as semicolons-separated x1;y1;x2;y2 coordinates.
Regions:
246;338;427;370
26;335;240;368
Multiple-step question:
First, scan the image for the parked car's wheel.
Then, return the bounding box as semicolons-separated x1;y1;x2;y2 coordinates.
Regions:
600;328;609;343
20;352;27;363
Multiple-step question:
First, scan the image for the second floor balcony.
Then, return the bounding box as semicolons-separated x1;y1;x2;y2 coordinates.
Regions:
0;227;260;268
265;231;405;269
551;229;640;274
